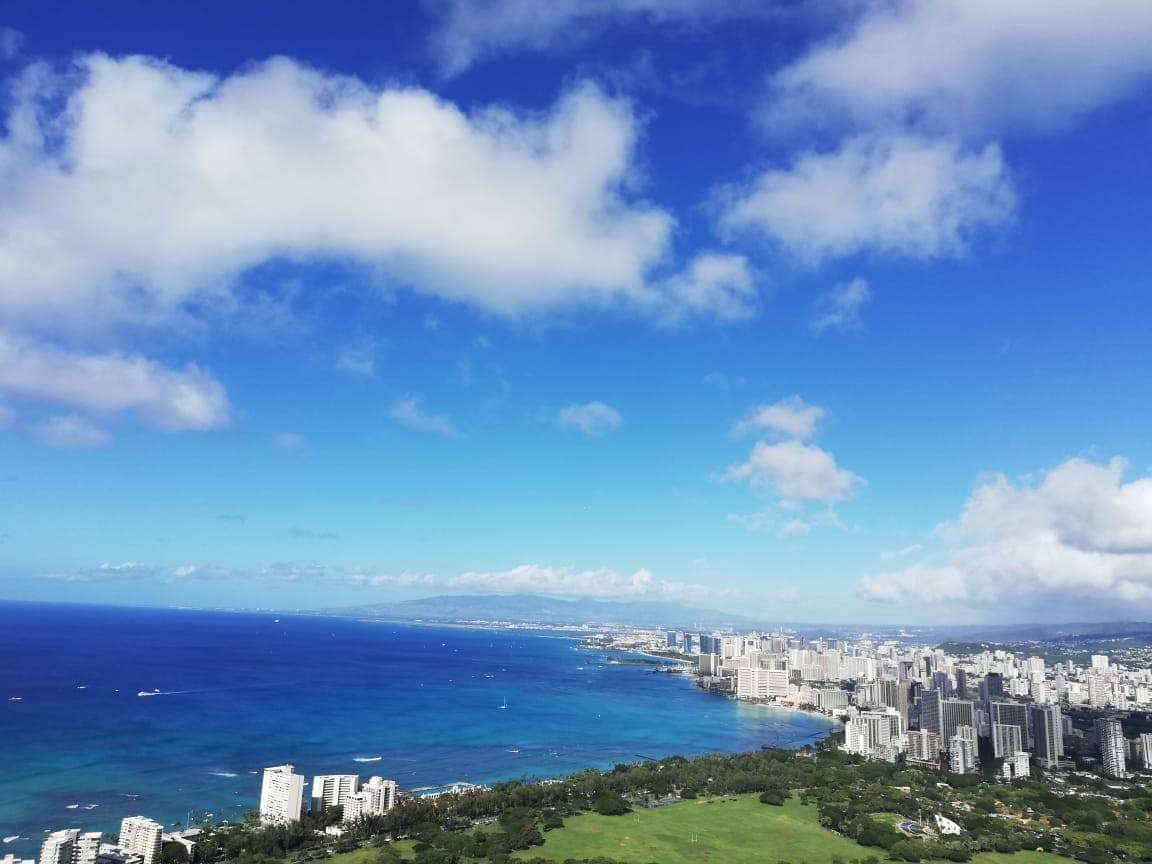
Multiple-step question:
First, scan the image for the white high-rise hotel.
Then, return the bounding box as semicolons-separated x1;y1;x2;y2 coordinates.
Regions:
38;832;102;864
118;817;163;864
311;775;360;813
343;777;398;824
260;765;306;824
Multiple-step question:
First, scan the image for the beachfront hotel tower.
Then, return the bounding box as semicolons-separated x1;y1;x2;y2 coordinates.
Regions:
39;830;79;864
343;777;398;824
311;775;360;813
260;765;306;824
117;818;162;864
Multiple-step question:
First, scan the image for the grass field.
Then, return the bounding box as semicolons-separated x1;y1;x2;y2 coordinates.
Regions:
514;795;1071;864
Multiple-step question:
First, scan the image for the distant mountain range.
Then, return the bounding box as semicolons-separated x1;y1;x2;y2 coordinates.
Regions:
329;593;762;629
325;593;1152;644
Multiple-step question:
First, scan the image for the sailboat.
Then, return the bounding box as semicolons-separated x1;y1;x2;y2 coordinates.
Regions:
498;696;508;710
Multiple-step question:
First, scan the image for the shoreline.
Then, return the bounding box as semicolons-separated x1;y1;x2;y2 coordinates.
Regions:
0;618;835;857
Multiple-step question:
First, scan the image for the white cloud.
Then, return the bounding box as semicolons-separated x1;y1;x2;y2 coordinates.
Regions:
0;28;24;61
721;133;1013;262
880;543;923;561
725;439;862;502
446;562;719;603
728;505;844;536
649;253;758;325
274;432;308;453
811;277;871;333
767;0;1152;137
0;329;229;431
427;0;762;76
390;396;457;436
0;54;716;335
858;457;1152;612
556;400;622;436
31;415;112;449
335;337;379;377
733;396;825;439
732;1;1152;267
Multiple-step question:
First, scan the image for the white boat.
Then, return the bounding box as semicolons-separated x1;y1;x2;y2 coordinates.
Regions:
497;697;508;710
506;748;520;753
137;690;162;697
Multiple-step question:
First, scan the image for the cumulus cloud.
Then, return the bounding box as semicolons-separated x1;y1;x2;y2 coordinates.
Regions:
733;395;825;439
767;0;1152;137
858;457;1152;612
648;252;758;325
38;562;157;582
731;1;1152;266
44;556;724;605
427;0;764;76
390;396;457;436
725;439;862;503
0;54;726;334
556;401;622;436
30;415;112;449
811;277;871;333
0;329;229;431
721;134;1013;262
446;563;720;603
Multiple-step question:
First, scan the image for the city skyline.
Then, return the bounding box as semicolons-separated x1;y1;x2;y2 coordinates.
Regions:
3;1;1152;623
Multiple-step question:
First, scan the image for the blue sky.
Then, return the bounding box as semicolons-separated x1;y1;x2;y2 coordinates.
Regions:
2;0;1152;623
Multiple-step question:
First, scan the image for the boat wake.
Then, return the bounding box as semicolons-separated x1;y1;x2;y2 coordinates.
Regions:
210;772;239;778
353;756;382;763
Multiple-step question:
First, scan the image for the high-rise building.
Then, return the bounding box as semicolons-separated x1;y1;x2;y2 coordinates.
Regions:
342;776;397;824
980;673;1004;702
40;830;80;864
1088;674;1111;707
1000;751;1031;781
118;818;162;864
311;775;359;812
949;727;978;774
1096;718;1128;778
919;690;942;741
906;730;939;765
955;669;968;700
931;671;954;697
844;708;902;758
74;835;101;864
1091;654;1110;672
989;701;1030;748
1140;732;1152;768
260;765;306;824
993;723;1023;759
941;699;976;752
1029;704;1064;769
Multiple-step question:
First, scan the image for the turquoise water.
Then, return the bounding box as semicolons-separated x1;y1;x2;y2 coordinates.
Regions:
0;602;834;854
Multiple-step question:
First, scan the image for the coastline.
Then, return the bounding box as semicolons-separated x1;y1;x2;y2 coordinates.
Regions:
0;609;836;858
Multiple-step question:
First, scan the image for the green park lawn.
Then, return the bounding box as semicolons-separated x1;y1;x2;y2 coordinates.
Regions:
514;795;1070;864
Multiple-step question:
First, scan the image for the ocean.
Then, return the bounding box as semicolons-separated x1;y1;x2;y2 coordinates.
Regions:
0;602;834;855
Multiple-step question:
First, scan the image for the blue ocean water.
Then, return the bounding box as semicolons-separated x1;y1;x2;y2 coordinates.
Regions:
0;603;834;855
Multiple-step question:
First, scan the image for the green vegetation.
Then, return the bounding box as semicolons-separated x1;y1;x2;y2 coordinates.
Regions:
516;794;868;863
187;741;1152;864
